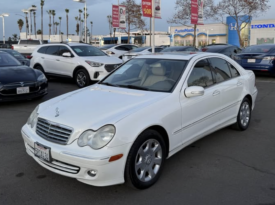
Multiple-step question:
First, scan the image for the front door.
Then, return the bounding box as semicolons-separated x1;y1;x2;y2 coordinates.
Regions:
55;46;76;77
180;59;222;145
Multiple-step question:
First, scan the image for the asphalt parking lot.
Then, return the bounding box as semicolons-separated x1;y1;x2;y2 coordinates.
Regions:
1;76;275;205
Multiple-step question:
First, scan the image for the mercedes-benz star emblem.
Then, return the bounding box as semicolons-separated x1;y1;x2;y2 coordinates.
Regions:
20;82;24;87
55;108;59;117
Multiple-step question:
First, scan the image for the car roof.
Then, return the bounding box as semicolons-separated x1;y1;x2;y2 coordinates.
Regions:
134;52;227;60
205;45;234;48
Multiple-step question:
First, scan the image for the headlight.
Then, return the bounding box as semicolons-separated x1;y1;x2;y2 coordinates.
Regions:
27;106;39;128
0;83;3;90
234;55;241;60
85;60;104;67
37;74;46;81
77;125;116;149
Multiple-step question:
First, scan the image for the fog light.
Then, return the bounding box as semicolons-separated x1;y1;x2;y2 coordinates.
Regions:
87;170;97;177
94;72;99;79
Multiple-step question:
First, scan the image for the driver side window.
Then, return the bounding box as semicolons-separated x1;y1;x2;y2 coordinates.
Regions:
188;59;214;88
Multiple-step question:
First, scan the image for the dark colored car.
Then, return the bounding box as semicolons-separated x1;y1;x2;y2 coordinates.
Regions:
0;51;48;102
201;45;242;58
162;46;198;52
234;44;275;75
0;49;30;66
0;44;13;49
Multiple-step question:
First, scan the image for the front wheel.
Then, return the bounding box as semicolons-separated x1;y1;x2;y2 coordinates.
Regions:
75;69;90;88
125;129;166;189
232;97;251;131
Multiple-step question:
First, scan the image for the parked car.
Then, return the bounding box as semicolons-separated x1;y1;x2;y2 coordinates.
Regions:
202;45;242;58
22;52;257;189
31;43;122;87
0;43;13;49
161;46;198;52
0;51;48;102
122;46;163;62
99;44;139;59
13;39;43;56
233;44;275;75
0;49;30;66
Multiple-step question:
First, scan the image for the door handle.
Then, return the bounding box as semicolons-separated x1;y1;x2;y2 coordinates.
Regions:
24;46;27;47
237;81;243;86
212;90;220;96
41;57;45;59
56;59;60;61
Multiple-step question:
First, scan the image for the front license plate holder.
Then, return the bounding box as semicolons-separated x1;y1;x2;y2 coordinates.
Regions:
17;87;30;94
34;142;51;162
248;59;256;63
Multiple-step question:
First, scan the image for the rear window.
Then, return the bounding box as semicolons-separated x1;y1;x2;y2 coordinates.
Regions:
242;45;275;53
37;46;48;54
132;47;150;52
162;47;188;52
28;40;40;45
202;46;226;52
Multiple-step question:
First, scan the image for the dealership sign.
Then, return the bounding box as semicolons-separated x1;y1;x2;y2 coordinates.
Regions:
251;24;275;29
112;5;126;29
175;28;199;33
119;5;126;29
112;5;119;28
191;0;204;25
142;0;161;19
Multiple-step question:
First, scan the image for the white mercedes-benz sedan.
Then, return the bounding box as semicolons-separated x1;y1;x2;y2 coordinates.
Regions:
22;52;258;189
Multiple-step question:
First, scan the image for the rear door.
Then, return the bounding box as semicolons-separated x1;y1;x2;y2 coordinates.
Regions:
43;46;60;74
208;57;244;123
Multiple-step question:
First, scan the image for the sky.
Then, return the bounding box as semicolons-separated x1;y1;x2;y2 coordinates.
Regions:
0;0;275;40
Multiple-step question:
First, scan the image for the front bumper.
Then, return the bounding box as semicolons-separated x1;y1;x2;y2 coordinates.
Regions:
21;124;131;187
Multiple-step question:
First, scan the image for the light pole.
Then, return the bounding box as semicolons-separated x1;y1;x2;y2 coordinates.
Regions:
22;9;30;39
0;13;9;44
27;7;37;38
74;0;87;43
203;28;213;46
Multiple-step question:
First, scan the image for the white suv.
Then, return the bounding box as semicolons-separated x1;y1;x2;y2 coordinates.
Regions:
30;43;123;87
99;44;138;59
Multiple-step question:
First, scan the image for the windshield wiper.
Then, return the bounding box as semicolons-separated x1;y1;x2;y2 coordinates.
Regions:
100;82;120;87
118;84;149;91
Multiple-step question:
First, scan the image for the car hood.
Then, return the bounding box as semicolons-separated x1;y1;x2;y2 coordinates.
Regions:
0;66;37;84
38;85;169;141
81;56;122;64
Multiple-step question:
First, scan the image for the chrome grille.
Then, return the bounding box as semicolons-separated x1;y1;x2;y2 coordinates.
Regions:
105;64;121;72
36;118;73;145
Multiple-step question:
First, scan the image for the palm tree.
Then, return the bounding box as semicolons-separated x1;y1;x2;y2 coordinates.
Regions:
31;5;37;35
75;17;79;35
37;29;42;35
46;10;52;38
65;9;69;39
90;21;93;44
58;17;62;35
33;11;37;39
23;11;29;39
12;34;18;41
80;19;84;41
40;0;45;40
78;9;82;39
52;10;56;35
17;19;24;33
54;22;59;35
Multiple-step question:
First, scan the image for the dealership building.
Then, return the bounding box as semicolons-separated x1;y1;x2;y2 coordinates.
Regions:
169;16;275;47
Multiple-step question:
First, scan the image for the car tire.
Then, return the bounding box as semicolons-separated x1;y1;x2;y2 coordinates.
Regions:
231;97;251;131
125;129;166;189
75;69;90;88
35;65;45;74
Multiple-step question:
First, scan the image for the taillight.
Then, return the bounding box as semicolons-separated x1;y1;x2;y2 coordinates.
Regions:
201;48;207;52
26;55;33;59
11;45;14;50
106;51;115;55
263;56;275;60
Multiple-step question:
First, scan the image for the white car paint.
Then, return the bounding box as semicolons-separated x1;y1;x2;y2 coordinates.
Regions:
122;47;163;62
22;53;258;187
101;44;139;58
30;43;123;81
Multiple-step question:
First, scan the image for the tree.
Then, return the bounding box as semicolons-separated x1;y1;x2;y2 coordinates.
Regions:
46;10;52;37
17;19;24;33
54;22;59;35
52;10;56;35
40;0;45;40
81;26;90;42
107;15;112;42
37;29;42;35
65;9;69;39
75;17;80;35
121;0;145;43
59;17;62;35
33;11;37;39
23;11;29;39
30;5;37;35
12;34;18;41
214;0;270;47
90;21;93;43
168;0;216;46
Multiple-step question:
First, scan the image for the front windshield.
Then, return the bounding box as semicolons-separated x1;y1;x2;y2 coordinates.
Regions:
100;58;187;92
4;50;25;59
0;53;21;67
71;46;107;56
242;45;274;53
132;47;150;52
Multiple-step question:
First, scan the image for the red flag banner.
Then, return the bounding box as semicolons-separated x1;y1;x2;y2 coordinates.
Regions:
191;0;198;24
142;0;152;18
112;5;119;28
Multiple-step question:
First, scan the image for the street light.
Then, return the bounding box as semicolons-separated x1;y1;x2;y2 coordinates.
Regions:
22;9;29;39
0;13;9;44
28;7;37;37
74;0;87;43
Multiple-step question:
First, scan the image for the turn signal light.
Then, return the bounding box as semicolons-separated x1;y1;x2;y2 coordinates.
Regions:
109;154;123;162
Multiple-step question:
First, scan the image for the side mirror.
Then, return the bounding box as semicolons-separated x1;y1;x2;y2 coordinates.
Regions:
185;86;205;98
62;52;71;57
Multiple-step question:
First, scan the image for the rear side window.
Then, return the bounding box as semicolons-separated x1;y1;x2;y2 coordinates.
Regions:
45;46;59;55
37;46;48;54
209;58;231;83
228;63;240;78
115;46;129;51
188;59;214;88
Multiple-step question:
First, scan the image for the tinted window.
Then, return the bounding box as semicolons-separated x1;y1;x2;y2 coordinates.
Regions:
162;47;187;52
132;47;150;52
242;45;275;53
202;46;227;52
71;46;106;56
101;58;187;92
227;63;240;78
188;59;214;88
28;40;40;45
0;53;21;67
2;50;25;60
209;58;231;83
20;40;28;44
37;46;48;54
45;46;60;55
115;45;129;51
186;47;196;51
155;48;163;53
99;44;116;50
59;46;71;56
